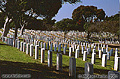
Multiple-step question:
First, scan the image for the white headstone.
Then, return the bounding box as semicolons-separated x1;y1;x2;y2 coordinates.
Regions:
75;49;80;58
56;53;62;71
91;53;96;64
35;45;39;59
41;48;45;63
26;43;30;54
102;54;107;67
17;41;20;49
20;42;23;51
69;58;76;78
83;51;87;61
48;50;52;67
81;46;84;54
30;44;33;56
23;43;26;52
114;57;120;71
69;47;72;57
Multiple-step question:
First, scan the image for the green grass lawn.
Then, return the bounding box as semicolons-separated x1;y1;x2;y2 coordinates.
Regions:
0;33;2;36
0;40;119;79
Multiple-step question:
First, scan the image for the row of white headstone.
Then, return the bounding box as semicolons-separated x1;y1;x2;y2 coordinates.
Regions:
1;35;119;70
23;29;119;44
1;28;119;45
1;35;120;78
69;43;120;70
99;40;119;44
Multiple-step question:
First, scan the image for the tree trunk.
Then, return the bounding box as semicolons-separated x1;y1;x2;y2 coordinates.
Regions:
63;32;65;41
15;26;18;39
118;35;120;43
20;25;25;36
87;31;90;42
2;16;12;37
63;31;68;41
13;26;18;47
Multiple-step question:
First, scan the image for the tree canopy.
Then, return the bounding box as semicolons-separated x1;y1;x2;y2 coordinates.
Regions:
54;5;106;32
87;13;120;41
0;12;5;28
88;13;119;34
54;18;76;31
72;5;105;32
0;0;81;38
105;13;119;21
72;5;105;22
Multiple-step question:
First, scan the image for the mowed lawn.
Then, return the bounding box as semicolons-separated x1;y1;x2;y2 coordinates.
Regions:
0;40;119;79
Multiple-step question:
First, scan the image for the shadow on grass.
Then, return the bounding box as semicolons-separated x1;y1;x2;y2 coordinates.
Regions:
63;66;109;79
0;60;71;79
0;60;110;79
0;43;9;46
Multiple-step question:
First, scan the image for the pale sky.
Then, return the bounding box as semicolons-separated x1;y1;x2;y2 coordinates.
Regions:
53;0;119;22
